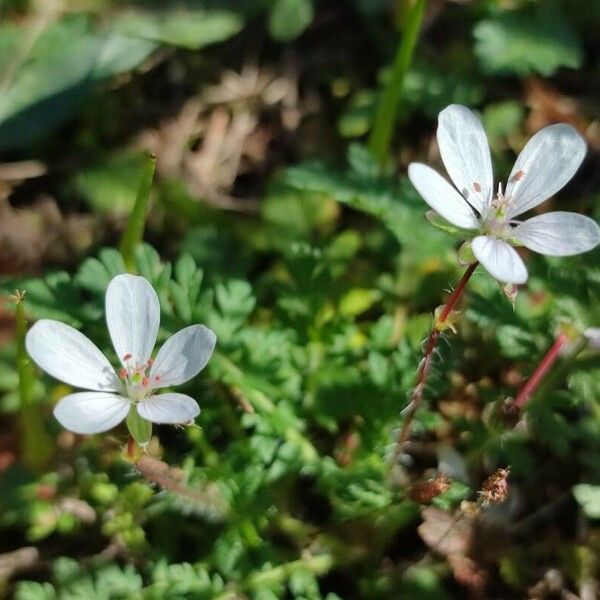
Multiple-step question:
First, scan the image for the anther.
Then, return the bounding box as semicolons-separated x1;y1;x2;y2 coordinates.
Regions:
123;353;132;361
142;377;149;387
154;375;161;382
473;181;481;193
118;368;127;379
512;170;524;182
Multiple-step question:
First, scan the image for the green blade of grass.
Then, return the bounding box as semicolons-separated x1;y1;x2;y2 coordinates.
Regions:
119;153;157;272
368;0;426;167
14;292;53;471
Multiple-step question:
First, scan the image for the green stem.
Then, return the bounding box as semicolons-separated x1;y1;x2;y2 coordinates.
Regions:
15;292;52;470
119;154;156;272
368;0;426;167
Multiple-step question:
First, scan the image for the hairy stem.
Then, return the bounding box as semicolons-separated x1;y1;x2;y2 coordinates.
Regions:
390;262;478;466
514;332;584;409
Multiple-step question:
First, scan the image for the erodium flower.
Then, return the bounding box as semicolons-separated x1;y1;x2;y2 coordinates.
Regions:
25;274;216;439
408;104;600;284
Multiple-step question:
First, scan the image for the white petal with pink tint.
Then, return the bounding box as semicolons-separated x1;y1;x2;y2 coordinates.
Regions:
437;104;493;214
137;393;200;424
53;392;129;434
150;325;216;388
472;235;528;284
506;124;586;219
105;274;160;366
26;320;119;391
408;163;479;229
513;211;600;256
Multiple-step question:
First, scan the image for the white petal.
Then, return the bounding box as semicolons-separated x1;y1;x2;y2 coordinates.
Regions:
513;212;600;256
105;274;160;366
506;124;586;219
472;235;528;284
53;392;129;434
136;392;200;424
437;104;494;215
408;163;479;229
26;320;119;391
149;325;216;388
584;328;600;350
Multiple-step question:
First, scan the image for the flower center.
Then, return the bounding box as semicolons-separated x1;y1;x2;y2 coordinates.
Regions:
118;354;161;402
481;183;512;238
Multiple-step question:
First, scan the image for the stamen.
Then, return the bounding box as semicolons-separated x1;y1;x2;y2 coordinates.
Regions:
142;377;149;387
147;358;154;367
473;181;481;193
118;368;127;379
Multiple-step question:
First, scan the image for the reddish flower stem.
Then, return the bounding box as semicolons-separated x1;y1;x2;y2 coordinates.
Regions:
127;435;136;459
390;262;478;466
513;333;569;409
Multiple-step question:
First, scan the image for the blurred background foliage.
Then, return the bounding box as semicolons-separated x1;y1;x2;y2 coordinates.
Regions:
1;0;600;598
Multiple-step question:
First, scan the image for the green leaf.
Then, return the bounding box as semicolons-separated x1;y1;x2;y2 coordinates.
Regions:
76;248;126;295
0;16;155;150
170;254;204;323
14;582;57;600
92;34;156;80
474;7;582;76
114;9;243;50
573;484;600;519
339;288;381;317
269;0;314;41
496;325;542;359
0;15;97;149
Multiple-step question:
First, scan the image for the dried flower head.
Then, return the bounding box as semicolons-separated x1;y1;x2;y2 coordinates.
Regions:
409;473;452;503
478;467;510;505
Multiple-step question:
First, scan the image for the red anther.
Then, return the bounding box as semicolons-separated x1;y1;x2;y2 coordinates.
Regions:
473;181;481;192
142;377;149;387
118;368;127;379
512;170;524;182
123;353;132;361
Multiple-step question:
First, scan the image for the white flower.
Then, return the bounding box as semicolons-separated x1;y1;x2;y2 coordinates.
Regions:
25;274;216;435
408;104;600;284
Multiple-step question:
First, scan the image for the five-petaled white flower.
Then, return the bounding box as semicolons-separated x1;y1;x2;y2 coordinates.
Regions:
408;104;600;284
25;274;216;436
